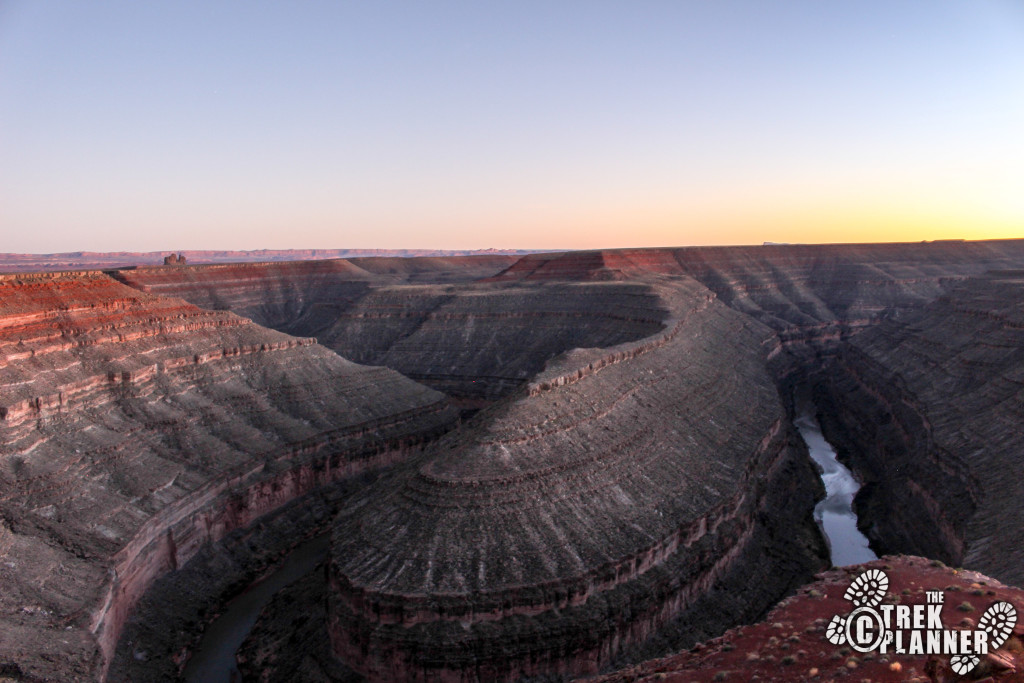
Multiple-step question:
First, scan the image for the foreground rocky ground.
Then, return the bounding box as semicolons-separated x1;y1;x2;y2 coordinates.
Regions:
589;556;1024;683
3;241;1024;681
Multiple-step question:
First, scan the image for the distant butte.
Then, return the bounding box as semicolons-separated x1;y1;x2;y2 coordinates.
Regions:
1;241;1024;681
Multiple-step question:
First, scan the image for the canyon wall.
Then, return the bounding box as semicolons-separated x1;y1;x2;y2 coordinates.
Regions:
0;250;528;273
494;241;1024;330
114;262;668;402
115;240;1024;399
0;271;458;680
592;554;1024;683
804;272;1024;585
108;256;518;332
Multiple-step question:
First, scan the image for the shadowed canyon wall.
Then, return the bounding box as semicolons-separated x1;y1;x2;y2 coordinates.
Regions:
805;272;1024;585
113;260;668;402
0;250;531;273
592;554;1024;683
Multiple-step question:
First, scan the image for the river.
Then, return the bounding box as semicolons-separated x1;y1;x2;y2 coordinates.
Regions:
794;410;877;567
182;533;330;683
182;412;875;681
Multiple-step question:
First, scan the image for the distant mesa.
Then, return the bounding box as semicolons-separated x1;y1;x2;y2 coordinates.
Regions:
162;252;187;265
0;248;552;273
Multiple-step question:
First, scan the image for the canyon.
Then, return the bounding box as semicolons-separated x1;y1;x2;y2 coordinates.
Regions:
2;240;1024;681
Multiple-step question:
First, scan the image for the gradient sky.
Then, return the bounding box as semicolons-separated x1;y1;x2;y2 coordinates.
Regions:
1;1;1022;252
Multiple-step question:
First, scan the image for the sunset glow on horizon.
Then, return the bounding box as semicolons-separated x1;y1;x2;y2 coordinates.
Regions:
1;1;1022;253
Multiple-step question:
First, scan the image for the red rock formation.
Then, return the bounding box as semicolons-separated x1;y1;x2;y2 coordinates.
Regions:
0;271;458;680
7;241;1024;682
110;240;1024;405
115;263;671;402
590;555;1024;683
493;241;1024;332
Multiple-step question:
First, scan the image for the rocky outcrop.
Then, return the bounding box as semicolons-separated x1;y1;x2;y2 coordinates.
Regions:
0;271;458;680
310;281;669;401
591;555;1024;683
109;241;1024;406
109;260;380;332
325;281;828;681
494;241;1024;332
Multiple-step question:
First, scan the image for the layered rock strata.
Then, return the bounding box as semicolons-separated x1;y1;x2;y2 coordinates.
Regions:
7;241;1024;682
325;281;828;680
109;480;356;682
0;271;457;680
108;256;519;332
310;281;669;401
114;241;1024;402
114;264;668;402
805;273;1024;586
0;249;528;273
493;241;1024;333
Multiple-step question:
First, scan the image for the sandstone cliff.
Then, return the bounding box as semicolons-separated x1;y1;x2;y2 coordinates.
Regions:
114;262;669;402
0;250;527;273
805;272;1024;586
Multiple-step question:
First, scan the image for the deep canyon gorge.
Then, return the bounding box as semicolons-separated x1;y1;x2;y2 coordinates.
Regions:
3;241;1024;681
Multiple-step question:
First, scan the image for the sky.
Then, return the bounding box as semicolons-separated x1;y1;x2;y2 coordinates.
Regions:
1;1;1023;252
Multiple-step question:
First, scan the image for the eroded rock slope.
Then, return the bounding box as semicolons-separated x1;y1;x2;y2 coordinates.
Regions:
0;271;457;680
113;261;667;402
326;280;828;681
592;555;1024;683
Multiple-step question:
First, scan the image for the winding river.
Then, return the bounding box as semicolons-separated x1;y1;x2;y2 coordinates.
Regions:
182;534;330;683
794;410;877;567
182;410;877;682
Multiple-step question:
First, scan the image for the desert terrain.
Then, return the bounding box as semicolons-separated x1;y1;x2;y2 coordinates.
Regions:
2;241;1024;681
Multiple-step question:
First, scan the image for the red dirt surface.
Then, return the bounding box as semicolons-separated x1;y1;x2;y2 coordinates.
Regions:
587;556;1024;683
